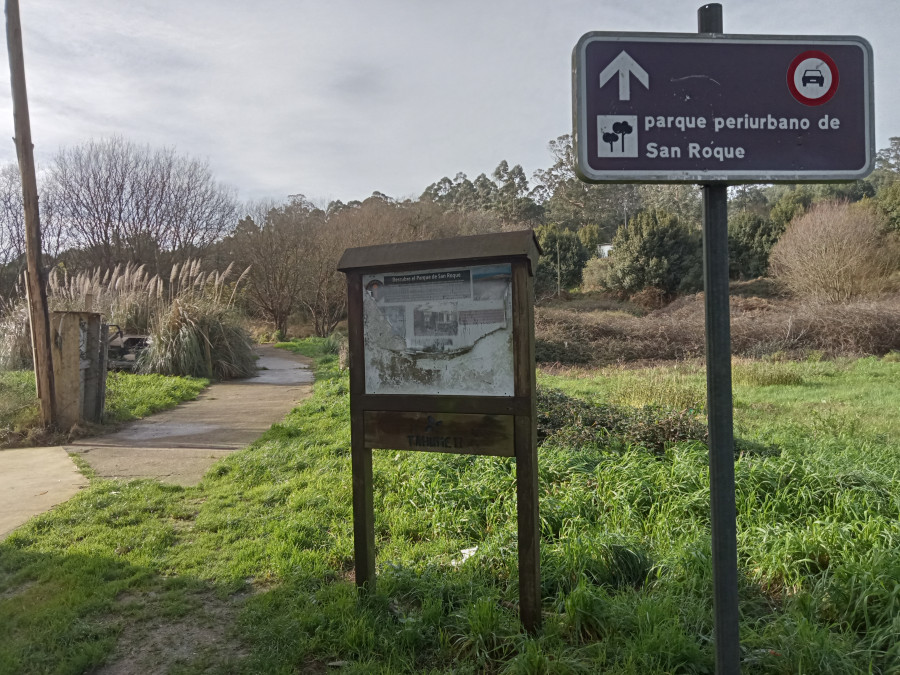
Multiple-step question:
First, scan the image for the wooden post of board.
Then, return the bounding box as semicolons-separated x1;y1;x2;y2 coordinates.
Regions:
513;260;541;632
6;0;56;427
347;273;376;592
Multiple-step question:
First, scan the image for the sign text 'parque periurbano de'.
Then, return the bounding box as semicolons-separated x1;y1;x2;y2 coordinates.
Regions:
573;33;874;182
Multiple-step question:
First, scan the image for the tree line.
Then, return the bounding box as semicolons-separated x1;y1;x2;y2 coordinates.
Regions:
2;134;900;335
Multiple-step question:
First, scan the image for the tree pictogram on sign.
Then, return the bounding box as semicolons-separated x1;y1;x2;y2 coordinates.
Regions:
597;116;638;158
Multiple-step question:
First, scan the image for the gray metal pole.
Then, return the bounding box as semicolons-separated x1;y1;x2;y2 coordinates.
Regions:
697;5;741;674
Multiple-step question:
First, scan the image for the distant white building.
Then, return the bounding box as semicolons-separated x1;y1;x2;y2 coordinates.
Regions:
597;243;614;258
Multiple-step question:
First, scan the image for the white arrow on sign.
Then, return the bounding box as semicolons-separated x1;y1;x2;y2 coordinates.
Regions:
598;51;649;101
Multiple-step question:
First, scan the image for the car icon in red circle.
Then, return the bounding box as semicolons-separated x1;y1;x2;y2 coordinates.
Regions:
788;50;839;106
802;69;825;86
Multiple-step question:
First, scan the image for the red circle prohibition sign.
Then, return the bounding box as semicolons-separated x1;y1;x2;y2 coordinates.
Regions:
787;50;839;106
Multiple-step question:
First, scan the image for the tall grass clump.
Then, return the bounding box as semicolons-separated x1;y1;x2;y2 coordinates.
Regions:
732;361;805;387
607;365;706;411
0;296;31;370
138;262;254;379
48;262;164;333
8;260;254;380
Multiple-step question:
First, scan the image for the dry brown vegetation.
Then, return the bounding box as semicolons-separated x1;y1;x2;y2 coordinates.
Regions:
769;201;900;302
536;288;900;366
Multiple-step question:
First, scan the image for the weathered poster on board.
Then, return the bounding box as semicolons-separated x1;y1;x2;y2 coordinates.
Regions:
362;263;513;396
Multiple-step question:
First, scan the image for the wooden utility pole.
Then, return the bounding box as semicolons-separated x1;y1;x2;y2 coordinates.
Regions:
6;0;56;426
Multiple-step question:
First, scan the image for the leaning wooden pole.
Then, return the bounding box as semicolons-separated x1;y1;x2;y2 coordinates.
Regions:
6;0;56;426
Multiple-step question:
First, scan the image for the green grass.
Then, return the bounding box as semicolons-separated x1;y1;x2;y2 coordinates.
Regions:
274;335;340;360
0;370;208;447
104;371;209;423
1;345;899;673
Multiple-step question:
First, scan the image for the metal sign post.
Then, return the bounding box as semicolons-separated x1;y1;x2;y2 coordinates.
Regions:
697;9;740;674
572;4;874;673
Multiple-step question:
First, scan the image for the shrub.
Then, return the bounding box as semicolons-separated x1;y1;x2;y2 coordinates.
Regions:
769;201;900;302
629;286;668;310
728;210;781;278
874;179;900;232
138;299;255;379
534;224;589;297
580;256;610;292
602;209;701;296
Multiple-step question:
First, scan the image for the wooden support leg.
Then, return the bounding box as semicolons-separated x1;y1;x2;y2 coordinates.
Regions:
516;415;541;632
352;439;376;594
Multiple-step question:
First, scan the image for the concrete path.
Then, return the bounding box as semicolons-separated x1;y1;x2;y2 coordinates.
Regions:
0;345;314;540
0;445;88;540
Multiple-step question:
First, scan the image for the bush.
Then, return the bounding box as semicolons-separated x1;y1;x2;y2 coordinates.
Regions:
136;263;255;379
874;180;900;232
580;256;610;292
534;224;589;297
769;201;900;302
728;210;781;278
629;287;668;310
602;209;701;296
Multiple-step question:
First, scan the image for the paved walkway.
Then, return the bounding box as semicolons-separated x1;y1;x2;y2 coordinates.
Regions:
0;345;314;540
0;445;87;540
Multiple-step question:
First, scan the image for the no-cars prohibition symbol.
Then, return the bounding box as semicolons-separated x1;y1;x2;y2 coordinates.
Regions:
788;50;839;106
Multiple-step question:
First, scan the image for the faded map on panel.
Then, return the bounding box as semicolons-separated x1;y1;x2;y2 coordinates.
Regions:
362;264;514;396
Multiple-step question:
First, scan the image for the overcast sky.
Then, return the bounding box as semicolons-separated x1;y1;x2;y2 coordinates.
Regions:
1;0;897;206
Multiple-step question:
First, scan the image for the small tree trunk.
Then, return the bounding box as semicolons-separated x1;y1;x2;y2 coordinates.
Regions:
556;239;561;298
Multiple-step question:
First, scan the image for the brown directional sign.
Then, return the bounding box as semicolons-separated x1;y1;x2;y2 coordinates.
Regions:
573;33;874;182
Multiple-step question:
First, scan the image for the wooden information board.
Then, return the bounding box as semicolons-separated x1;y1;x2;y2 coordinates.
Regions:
338;229;542;631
